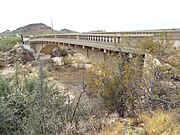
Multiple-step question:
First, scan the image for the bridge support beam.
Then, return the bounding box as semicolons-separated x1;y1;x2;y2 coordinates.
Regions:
87;49;89;58
129;53;133;58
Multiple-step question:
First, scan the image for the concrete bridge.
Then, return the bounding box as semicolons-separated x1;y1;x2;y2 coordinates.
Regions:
29;30;180;64
29;33;150;59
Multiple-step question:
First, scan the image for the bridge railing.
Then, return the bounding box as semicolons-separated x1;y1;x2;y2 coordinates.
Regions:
30;33;154;47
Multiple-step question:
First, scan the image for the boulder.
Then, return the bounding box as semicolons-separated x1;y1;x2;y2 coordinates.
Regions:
51;47;68;57
51;57;64;66
84;64;93;70
4;46;34;64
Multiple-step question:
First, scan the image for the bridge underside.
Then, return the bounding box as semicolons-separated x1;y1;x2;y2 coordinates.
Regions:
40;45;58;54
30;43;58;54
30;41;145;67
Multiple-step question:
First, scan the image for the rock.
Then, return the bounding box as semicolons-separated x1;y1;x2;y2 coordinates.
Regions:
39;54;51;61
153;58;162;67
13;43;21;49
51;47;68;57
4;46;34;64
71;63;93;70
84;59;92;64
51;57;64;66
21;51;34;64
71;63;79;68
84;64;93;70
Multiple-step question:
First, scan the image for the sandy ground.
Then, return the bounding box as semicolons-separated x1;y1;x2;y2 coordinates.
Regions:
49;65;87;96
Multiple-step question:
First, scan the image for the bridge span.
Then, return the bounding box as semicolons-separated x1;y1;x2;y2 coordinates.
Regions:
29;31;179;64
29;33;150;55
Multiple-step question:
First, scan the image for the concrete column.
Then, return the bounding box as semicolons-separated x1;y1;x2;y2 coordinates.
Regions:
92;47;94;50
116;37;119;43
104;49;107;53
112;37;114;43
87;49;89;58
104;37;106;42
109;37;112;42
82;45;85;49
106;37;109;42
103;53;106;63
97;36;99;41
102;37;104;42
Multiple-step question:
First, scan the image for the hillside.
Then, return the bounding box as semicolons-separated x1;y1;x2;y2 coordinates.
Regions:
0;23;78;37
0;30;13;37
12;23;57;36
59;28;77;33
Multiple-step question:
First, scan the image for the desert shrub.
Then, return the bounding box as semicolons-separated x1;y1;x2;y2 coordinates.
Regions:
87;55;144;117
0;61;92;135
87;34;180;119
64;55;74;65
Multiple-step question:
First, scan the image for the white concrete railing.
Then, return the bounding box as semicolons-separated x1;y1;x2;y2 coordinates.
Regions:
30;33;154;44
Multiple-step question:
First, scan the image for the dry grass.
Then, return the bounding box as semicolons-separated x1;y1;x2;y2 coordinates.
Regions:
141;109;180;135
96;121;124;135
94;109;180;135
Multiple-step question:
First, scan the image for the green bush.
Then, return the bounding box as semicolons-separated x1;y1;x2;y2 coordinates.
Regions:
0;37;20;52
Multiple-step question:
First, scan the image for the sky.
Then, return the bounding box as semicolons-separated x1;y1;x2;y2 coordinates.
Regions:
0;0;180;32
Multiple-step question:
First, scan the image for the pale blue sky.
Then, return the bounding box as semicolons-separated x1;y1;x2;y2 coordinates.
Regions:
0;0;180;32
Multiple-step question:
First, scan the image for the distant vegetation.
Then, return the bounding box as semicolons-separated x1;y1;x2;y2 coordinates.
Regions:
0;36;20;52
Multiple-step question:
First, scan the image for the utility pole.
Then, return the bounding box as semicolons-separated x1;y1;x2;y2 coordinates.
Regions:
51;19;54;33
21;34;24;45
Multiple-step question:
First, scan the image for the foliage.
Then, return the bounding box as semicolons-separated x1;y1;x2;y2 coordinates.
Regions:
87;55;144;117
0;60;91;135
87;34;180;120
0;36;20;52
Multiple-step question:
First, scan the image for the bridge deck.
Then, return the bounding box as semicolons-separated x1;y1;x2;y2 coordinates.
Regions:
30;38;144;54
